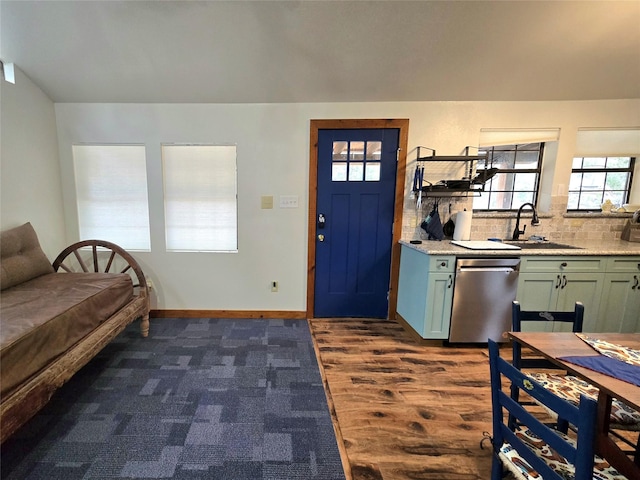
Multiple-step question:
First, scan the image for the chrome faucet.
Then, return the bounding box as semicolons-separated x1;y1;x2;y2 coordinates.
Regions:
512;203;540;240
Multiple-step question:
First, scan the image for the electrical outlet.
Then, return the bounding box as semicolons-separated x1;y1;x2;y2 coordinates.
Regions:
271;281;278;292
146;277;154;291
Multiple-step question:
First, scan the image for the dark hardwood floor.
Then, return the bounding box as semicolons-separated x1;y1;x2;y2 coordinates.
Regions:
309;318;495;480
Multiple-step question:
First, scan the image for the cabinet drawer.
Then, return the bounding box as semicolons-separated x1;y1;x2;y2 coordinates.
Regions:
428;256;455;272
605;256;640;273
520;256;604;273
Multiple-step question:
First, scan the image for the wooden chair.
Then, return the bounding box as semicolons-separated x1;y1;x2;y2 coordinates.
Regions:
512;300;585;370
510;300;584;431
511;300;640;453
488;339;623;479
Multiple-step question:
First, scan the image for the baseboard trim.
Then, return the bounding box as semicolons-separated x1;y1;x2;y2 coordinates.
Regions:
394;312;445;346
150;309;307;319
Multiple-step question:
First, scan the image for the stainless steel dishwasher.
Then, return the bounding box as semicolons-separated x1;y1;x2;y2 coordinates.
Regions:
448;257;520;343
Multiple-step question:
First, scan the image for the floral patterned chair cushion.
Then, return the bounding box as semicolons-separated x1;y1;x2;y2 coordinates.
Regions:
499;425;626;480
529;372;640;428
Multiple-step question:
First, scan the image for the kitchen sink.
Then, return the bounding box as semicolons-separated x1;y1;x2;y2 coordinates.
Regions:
504;241;583;250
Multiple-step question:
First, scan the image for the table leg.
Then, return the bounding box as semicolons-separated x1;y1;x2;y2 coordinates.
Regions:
596;392;640;478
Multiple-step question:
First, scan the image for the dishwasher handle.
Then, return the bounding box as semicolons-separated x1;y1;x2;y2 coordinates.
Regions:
457;266;519;273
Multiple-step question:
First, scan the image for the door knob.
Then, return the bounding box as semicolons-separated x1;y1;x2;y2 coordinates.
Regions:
318;234;325;242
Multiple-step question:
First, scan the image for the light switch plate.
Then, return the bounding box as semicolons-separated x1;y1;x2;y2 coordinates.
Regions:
261;195;273;209
279;195;299;208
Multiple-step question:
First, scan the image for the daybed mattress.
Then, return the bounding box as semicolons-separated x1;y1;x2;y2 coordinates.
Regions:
0;272;133;397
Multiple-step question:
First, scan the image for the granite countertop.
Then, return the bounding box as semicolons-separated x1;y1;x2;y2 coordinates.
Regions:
399;238;640;256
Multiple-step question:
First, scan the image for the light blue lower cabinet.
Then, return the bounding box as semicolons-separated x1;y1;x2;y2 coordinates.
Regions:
396;245;454;339
515;256;605;332
397;249;640;338
596;257;640;332
517;255;640;333
515;268;604;332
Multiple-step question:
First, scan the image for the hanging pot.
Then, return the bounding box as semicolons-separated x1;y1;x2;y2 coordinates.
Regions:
442;203;455;237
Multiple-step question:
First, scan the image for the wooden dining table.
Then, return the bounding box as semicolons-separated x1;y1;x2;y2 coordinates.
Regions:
507;331;640;479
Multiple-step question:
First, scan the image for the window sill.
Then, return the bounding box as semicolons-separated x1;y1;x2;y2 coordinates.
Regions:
563;212;633;218
472;212;553;220
472;211;633;220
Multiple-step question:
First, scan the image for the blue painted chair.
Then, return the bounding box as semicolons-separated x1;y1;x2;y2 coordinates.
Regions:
510;300;584;431
512;300;585;370
488;339;623;479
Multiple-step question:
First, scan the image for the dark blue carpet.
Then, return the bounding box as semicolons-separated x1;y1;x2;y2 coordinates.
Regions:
1;318;345;480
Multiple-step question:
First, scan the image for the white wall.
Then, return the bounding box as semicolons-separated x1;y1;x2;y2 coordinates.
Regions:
0;66;66;259
2;65;637;312
54;100;640;311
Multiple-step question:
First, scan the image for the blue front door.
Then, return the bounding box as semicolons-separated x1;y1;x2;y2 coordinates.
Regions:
314;128;399;318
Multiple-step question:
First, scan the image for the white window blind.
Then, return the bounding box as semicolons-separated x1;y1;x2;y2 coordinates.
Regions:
479;128;560;147
162;144;238;252
575;128;640;156
72;145;151;251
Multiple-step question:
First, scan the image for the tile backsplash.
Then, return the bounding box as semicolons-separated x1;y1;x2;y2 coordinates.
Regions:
402;195;633;242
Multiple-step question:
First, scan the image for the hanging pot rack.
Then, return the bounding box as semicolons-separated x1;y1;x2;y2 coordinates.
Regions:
413;146;496;196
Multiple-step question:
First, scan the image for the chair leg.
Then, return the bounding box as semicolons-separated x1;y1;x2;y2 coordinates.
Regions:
491;455;503;480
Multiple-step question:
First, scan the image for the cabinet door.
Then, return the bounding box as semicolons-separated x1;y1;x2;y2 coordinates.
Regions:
423;272;454;339
396;246;455;339
557;273;604;332
597;273;640;333
516;273;559;332
396;246;430;335
515;272;604;332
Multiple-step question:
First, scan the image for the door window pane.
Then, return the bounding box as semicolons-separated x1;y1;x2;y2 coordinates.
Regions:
332;142;348;160
349;142;365;160
332;140;383;183
365;163;381;181
332;162;348;181
366;141;382;160
349;162;364;181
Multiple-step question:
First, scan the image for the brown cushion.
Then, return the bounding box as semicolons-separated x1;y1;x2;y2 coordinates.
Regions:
0;223;54;290
0;272;134;397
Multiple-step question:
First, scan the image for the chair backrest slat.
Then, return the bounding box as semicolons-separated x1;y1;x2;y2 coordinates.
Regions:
512;301;584;370
489;340;597;480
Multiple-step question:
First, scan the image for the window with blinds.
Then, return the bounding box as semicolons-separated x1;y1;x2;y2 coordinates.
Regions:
569;128;639;211
569;156;635;211
472;143;544;211
72;144;151;251
162;144;238;252
472;128;560;211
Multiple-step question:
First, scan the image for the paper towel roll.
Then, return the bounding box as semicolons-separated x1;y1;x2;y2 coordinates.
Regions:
453;210;472;241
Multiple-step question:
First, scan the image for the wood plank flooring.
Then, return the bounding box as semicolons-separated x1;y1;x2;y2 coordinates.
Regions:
309;318;495;480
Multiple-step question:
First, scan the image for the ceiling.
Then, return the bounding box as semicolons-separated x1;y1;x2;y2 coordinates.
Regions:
1;0;639;104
